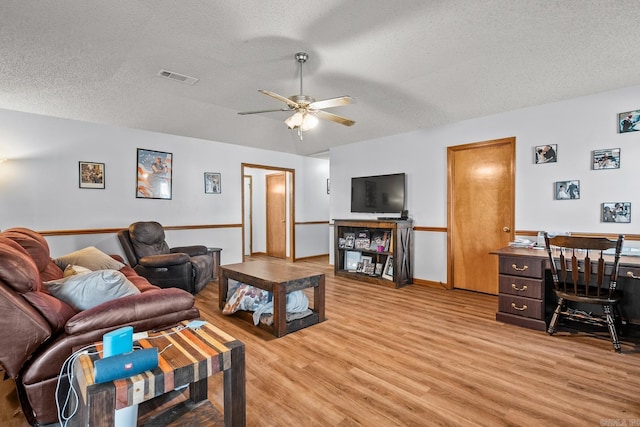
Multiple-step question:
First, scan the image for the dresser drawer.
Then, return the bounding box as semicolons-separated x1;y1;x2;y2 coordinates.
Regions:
620;266;640;281
499;256;544;278
499;275;544;299
498;295;544;320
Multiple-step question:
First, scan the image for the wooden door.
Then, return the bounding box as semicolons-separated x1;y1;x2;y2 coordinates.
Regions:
448;137;515;294
266;173;286;258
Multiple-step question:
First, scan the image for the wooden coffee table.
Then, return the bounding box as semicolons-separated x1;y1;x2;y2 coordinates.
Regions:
219;261;326;337
71;321;245;426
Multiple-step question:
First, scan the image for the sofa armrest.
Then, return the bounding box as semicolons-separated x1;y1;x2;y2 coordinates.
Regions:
139;253;190;267
65;288;195;335
171;245;208;257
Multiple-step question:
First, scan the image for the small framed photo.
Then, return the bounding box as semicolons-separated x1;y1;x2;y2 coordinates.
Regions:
361;255;373;266
345;250;361;271
204;172;221;194
592;148;620;170
79;161;105;189
602;202;631;223
382;256;394;280
136;148;172;199
374;263;384;276
618;110;640;133
555;180;580;200
535;144;557;164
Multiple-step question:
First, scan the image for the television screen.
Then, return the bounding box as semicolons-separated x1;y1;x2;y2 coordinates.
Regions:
351;173;405;213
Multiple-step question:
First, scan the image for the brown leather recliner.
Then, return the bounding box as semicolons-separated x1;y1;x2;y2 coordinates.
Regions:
117;221;214;294
0;227;200;426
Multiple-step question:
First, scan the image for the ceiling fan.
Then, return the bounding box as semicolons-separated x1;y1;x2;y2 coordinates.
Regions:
238;52;355;139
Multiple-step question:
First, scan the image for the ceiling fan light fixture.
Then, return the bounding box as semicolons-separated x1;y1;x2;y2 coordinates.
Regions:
301;113;318;131
285;111;304;129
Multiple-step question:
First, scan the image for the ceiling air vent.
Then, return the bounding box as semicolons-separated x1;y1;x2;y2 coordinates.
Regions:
157;69;199;85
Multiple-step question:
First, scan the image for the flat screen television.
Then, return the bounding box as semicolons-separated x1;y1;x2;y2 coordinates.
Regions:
351;173;405;213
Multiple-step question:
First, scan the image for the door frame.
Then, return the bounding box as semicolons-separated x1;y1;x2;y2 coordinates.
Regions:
446;137;516;291
243;175;253;256
241;163;295;262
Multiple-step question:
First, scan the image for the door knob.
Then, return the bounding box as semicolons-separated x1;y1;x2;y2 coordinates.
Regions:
502;227;510;232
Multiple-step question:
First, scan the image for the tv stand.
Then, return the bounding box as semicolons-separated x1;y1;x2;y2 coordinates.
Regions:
334;219;413;288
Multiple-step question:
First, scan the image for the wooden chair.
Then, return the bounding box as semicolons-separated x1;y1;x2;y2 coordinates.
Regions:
543;232;625;352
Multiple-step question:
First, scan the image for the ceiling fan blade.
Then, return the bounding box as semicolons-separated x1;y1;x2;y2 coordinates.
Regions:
309;96;353;110
238;108;292;115
314;110;355;127
258;90;299;108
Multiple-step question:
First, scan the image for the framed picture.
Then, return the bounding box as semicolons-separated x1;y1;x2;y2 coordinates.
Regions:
555;180;580;200
592;148;620;170
535;144;557;164
602;202;631;223
618;110;640;133
344;250;361;271
361;255;373;266
136;148;172;200
204;172;221;194
382;256;394;280
78;161;105;189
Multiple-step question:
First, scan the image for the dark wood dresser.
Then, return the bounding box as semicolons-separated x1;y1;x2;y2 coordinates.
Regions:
492;247;549;331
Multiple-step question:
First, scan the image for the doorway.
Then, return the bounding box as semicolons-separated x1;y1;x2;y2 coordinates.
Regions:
241;163;295;262
447;137;515;294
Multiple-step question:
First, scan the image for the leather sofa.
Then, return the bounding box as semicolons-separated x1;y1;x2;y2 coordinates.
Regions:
0;227;200;426
118;221;214;294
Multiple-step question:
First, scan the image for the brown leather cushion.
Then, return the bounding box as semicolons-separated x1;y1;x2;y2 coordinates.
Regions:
0;240;40;293
129;221;170;257
22;291;77;332
1;228;51;274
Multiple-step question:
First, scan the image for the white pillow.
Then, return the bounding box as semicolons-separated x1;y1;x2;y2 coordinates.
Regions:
54;246;125;271
44;270;140;311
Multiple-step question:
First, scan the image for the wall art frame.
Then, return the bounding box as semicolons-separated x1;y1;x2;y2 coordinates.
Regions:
554;180;580;200
618;110;640;133
601;202;631;223
136;148;172;200
79;161;105;189
204;172;221;194
535;144;557;164
592;148;620;170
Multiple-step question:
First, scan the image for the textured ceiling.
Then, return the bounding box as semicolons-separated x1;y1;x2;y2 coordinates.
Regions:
2;1;640;156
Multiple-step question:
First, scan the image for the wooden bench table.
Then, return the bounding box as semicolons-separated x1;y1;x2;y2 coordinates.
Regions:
71;321;245;426
219;261;326;337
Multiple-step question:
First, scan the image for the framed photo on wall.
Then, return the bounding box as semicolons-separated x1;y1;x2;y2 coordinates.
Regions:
602;202;631;223
136;148;172;200
618;110;640;133
592;148;620;170
555;180;580;200
534;144;557;164
204;172;221;194
78;161;105;189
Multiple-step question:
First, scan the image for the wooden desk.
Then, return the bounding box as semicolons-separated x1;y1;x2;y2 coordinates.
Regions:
71;321;245;427
219;261;326;337
491;246;640;330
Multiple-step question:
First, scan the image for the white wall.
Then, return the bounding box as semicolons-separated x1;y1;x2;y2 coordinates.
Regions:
0;109;330;263
330;84;640;283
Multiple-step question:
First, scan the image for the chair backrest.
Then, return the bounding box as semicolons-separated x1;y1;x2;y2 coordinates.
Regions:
118;222;170;266
544;233;624;298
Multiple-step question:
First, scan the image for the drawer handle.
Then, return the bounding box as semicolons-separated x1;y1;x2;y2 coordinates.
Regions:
511;264;528;272
627;271;640;279
511;284;528;292
511;302;528;311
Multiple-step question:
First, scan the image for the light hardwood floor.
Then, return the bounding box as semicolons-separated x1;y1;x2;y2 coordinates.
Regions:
3;255;640;426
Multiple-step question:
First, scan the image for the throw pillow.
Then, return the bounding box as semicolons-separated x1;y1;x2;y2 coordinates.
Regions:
44;270;140;311
63;264;92;277
222;283;271;314
54;246;125;271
